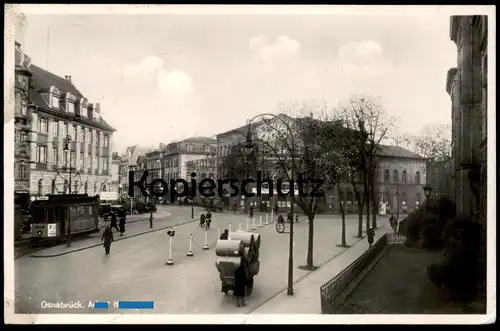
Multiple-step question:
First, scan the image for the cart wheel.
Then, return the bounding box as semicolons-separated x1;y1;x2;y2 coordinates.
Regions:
276;222;285;233
246;277;254;296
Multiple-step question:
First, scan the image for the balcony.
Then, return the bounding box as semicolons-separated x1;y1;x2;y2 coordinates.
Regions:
36;163;48;170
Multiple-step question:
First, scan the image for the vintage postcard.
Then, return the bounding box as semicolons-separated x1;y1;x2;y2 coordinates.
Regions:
4;4;495;324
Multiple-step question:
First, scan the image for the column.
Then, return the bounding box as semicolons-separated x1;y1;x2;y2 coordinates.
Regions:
29;112;38;170
98;131;103;175
75;125;81;170
91;129;97;174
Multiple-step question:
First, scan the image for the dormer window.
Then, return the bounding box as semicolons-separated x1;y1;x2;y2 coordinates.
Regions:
94;103;101;121
50;86;60;109
79;98;88;118
66;92;76;114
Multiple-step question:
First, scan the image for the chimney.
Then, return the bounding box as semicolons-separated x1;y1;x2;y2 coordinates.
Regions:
65;75;72;83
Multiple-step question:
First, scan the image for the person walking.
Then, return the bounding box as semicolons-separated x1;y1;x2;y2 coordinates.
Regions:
119;214;126;237
108;211;119;233
249;205;254;218
101;226;114;255
389;214;397;234
234;257;247;307
220;229;229;240
367;226;375;249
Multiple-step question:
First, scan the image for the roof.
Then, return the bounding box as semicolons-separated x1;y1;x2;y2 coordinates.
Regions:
376;145;424;159
28;64;115;132
181;136;217;145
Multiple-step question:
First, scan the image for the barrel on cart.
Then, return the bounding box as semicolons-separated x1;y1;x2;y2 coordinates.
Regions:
215;231;261;296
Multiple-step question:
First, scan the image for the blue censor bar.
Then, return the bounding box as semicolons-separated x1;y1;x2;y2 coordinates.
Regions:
118;301;155;309
94;301;109;309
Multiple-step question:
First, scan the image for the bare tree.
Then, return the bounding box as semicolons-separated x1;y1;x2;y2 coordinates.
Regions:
335;95;395;231
256;101;350;269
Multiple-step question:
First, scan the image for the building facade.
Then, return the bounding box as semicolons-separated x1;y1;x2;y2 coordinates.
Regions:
110;152;121;194
448;15;487;226
27;64;115;199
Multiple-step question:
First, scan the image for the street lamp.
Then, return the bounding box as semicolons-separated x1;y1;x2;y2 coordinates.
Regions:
64;135;72;247
423;184;433;213
246;113;296;296
191;181;195;220
129;164;136;215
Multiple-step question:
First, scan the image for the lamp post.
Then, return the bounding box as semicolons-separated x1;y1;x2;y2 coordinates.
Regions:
246;113;295;296
423;184;433;213
129;164;136;215
64;135;72;247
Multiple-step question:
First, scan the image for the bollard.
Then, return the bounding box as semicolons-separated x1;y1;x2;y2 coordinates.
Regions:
166;236;174;265
217;226;221;239
252;217;257;230
246;218;250;231
259;215;263;228
186;234;194;257
238;220;242;230
203;229;209;250
271;210;274;223
265;213;269;225
229;223;232;232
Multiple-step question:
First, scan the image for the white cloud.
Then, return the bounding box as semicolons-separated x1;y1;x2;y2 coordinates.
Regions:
249;35;301;61
124;56;195;96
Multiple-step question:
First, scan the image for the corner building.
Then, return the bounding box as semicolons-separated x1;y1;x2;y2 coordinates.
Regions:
27;65;116;198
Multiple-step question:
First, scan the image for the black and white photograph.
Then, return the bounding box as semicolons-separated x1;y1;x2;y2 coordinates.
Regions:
4;4;495;324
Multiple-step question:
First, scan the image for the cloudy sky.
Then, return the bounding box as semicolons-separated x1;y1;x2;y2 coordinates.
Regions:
16;5;466;152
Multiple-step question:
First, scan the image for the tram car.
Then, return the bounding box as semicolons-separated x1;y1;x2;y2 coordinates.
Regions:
29;194;100;245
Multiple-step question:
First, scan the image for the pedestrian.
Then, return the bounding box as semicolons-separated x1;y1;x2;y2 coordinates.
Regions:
220;229;229;240
277;214;285;223
287;211;293;223
119;214;126;237
233;201;237;213
200;214;206;227
234;257;247;307
101;226;114;255
389;214;397;234
108;212;119;232
367;226;375;249
249;205;254;218
274;204;279;215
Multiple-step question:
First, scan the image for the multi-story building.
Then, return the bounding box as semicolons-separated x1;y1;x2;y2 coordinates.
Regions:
447;15;487;226
426;159;453;199
119;145;149;200
14;33;33;211
27;64;115;198
110;152;121;194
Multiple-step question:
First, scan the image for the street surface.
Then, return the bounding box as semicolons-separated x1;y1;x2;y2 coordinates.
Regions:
15;210;384;314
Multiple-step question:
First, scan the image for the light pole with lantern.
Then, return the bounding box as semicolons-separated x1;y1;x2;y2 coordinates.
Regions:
423;184;433;213
129;164;136;215
64;135;72;247
245;113;296;296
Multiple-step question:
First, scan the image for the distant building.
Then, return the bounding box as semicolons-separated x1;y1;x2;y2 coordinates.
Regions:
119;145;150;200
447;15;487;225
426;160;453;199
110;152;121;194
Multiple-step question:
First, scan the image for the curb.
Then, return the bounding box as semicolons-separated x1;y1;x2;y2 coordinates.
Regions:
30;218;197;258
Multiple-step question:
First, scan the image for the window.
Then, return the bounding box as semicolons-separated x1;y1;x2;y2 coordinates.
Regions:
104;135;110;148
81;107;87;118
393;170;399;184
72;125;77;141
80;152;84;167
402;170;407;184
21;99;27;116
38;179;43;196
38;118;49;134
51;95;59;109
384;169;390;183
94;182;97;194
52;148;58;165
16;163;27;179
84;182;88;194
96;132;101;147
71;151;76;167
36;146;47;163
67;102;75;114
204;145;211;153
187;144;193;152
415;171;421;185
415;193;421;206
51;180;56;194
64;180;68;193
97;157;100;170
65;123;69;139
346;191;353;205
102;156;108;170
74;181;78;193
401;193;407;205
102;184;107;192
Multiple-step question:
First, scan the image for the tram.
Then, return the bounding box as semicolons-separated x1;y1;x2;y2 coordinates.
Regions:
29;194;100;245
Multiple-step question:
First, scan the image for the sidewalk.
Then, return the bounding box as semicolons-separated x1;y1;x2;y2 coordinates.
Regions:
30;212;194;258
250;224;390;314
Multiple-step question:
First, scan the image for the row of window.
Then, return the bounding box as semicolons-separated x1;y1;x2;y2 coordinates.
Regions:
382;169;421;185
48;90;100;121
35;146;109;170
37;178;107;196
37;117;110;147
339;191;421;205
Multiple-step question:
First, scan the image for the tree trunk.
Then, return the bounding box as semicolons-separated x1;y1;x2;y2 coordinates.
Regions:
306;212;314;268
339;186;347;246
370;173;378;229
366;186;370;231
355;192;363;238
